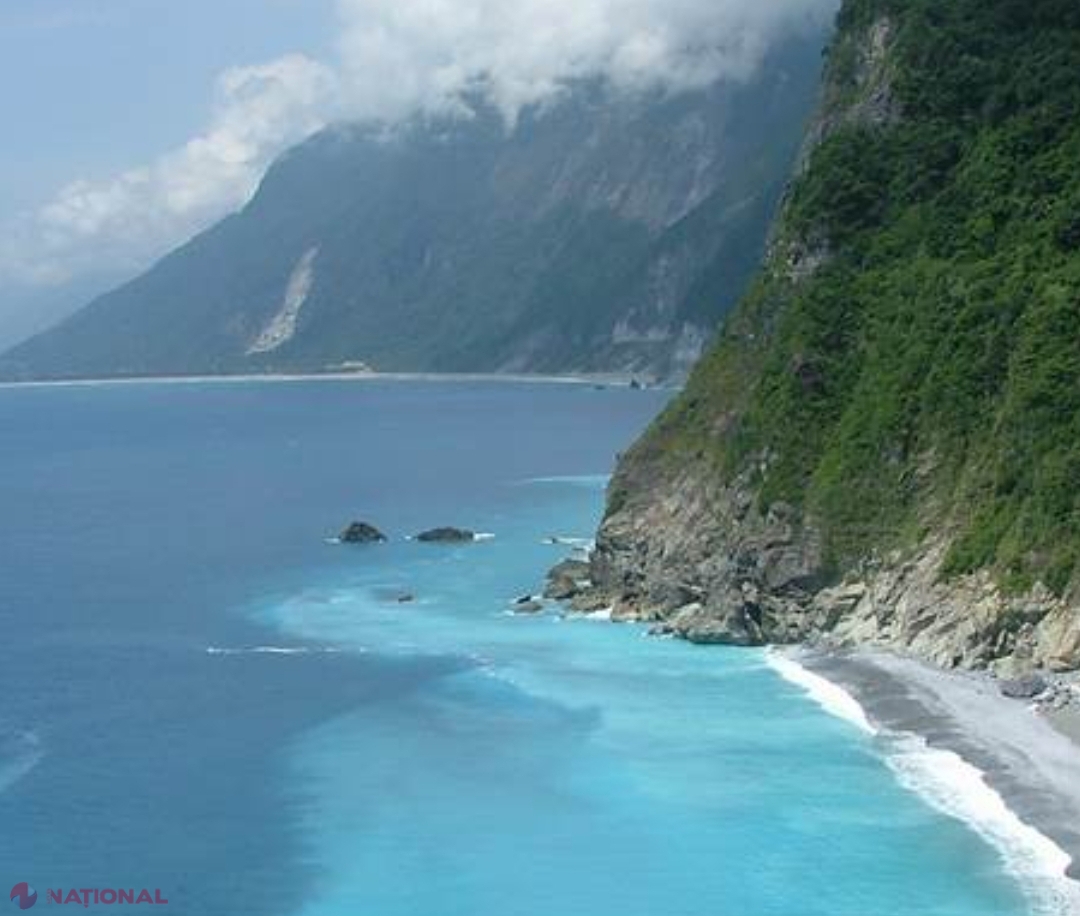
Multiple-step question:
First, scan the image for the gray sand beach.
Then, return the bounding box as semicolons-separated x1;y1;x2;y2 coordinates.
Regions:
796;648;1080;881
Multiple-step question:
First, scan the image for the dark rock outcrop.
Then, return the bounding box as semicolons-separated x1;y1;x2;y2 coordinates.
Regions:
340;521;387;544
544;559;591;600
513;595;544;614
1000;675;1048;701
415;527;476;543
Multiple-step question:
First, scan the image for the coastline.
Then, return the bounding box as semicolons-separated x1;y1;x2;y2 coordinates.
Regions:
0;370;671;390
781;647;1080;891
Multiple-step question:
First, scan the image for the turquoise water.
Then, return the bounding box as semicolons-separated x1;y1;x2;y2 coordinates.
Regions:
0;379;1070;915
263;474;1057;916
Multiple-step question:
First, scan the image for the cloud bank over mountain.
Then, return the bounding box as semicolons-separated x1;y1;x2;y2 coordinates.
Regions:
0;0;837;294
1;54;335;288
334;0;833;121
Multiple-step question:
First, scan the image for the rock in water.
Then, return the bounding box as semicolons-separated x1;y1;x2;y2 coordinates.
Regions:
415;527;475;543
340;521;387;544
999;675;1048;700
544;559;591;600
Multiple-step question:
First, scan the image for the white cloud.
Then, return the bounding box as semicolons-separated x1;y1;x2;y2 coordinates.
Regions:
334;0;834;122
1;0;835;289
1;54;336;286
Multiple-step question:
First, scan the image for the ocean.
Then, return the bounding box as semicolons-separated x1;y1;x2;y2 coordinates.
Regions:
0;378;1072;915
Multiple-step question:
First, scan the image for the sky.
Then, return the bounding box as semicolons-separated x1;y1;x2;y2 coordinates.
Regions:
0;1;335;213
0;0;837;345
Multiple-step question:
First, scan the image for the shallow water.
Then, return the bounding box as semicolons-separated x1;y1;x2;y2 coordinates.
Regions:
0;379;1062;915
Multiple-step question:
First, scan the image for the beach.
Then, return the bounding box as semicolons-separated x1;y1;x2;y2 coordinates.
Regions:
792;648;1080;885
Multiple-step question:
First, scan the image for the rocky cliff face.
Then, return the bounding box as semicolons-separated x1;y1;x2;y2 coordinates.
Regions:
588;463;1080;674
580;0;1080;675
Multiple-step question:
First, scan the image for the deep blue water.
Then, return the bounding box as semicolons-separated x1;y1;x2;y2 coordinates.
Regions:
0;379;1066;915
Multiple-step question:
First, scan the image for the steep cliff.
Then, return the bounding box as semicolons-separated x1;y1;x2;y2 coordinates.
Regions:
584;0;1080;674
0;37;824;381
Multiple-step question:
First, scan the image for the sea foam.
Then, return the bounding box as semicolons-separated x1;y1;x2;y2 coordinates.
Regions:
765;649;877;734
885;735;1080;915
0;730;42;795
521;474;611;488
543;536;595;550
206;645;344;656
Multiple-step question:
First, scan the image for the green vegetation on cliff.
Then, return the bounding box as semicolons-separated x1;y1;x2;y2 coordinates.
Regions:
628;0;1080;594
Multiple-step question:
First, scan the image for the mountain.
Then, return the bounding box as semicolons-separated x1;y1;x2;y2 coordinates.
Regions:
577;0;1080;674
0;270;129;352
0;37;825;382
